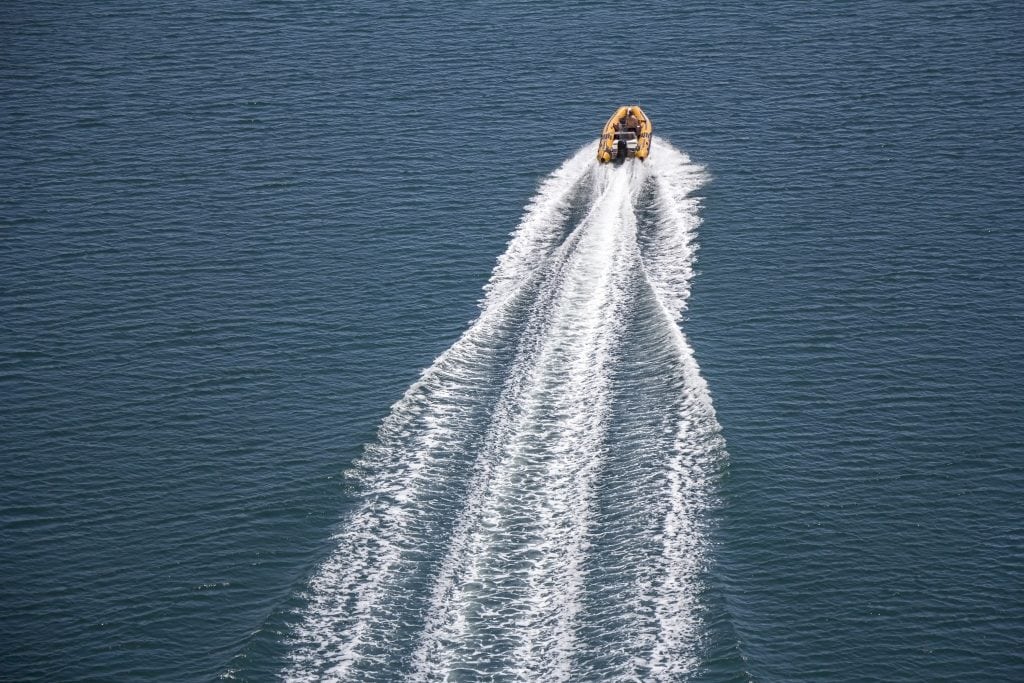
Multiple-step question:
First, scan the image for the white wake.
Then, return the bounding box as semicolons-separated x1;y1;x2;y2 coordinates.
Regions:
284;139;725;682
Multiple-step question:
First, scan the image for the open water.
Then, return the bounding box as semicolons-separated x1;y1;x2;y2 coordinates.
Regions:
2;1;1022;681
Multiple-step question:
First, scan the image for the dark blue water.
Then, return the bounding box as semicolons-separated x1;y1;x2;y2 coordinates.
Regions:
3;1;1022;680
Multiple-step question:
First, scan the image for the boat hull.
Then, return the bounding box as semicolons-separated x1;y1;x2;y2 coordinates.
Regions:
597;105;653;163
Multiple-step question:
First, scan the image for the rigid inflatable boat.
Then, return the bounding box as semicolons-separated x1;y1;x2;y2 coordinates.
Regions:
597;105;652;163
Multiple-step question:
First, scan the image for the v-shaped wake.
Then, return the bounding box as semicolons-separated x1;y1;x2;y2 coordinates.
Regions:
285;139;726;682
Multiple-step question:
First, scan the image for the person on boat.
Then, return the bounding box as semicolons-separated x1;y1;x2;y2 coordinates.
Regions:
624;110;640;135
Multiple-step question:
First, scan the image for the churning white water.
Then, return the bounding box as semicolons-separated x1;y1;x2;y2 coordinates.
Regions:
285;139;726;682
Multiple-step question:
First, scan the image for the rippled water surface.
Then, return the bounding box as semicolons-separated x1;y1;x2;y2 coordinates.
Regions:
2;1;1022;681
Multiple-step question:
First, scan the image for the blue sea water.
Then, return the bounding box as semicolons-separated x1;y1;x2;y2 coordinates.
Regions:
2;1;1023;681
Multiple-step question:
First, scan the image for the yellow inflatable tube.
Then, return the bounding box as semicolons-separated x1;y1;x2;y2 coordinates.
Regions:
597;105;653;163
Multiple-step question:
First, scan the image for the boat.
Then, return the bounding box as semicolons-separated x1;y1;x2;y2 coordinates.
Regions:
597;105;653;163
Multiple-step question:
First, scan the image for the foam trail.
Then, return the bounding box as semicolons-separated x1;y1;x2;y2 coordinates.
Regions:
408;163;650;681
284;138;726;682
483;145;596;308
284;145;594;682
640;139;723;679
642;140;712;323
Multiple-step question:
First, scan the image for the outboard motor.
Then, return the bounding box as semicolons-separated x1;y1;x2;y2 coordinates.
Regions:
616;121;628;160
